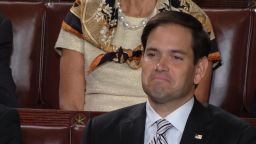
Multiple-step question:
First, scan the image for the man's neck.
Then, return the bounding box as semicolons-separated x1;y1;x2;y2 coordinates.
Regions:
149;95;194;118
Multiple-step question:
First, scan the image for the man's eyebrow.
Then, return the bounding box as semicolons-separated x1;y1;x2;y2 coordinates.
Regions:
145;47;157;51
145;47;188;55
170;49;187;55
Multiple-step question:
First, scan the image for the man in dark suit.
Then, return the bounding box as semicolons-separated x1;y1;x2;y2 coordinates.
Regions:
0;13;18;107
82;11;256;144
0;104;21;144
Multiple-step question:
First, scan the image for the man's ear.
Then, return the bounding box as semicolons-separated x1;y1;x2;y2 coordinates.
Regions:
194;57;209;85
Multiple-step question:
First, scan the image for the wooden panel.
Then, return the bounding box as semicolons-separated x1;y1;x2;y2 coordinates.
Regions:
17;109;256;126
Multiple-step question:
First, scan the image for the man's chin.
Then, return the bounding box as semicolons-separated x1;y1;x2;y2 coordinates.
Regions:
148;90;171;103
151;83;171;91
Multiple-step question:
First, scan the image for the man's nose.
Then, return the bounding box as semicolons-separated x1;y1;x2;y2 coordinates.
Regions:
155;57;169;72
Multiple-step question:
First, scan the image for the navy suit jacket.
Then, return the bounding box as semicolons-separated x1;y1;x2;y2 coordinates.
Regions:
0;13;17;107
82;98;256;144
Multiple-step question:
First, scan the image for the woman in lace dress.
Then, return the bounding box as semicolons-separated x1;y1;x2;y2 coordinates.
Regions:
55;0;221;111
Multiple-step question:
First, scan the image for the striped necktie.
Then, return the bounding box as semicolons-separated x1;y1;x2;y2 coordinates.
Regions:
149;119;172;144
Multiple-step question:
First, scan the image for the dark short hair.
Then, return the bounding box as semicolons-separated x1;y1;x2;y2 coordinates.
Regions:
141;11;211;64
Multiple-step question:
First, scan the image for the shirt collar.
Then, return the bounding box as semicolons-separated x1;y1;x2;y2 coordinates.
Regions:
146;97;194;133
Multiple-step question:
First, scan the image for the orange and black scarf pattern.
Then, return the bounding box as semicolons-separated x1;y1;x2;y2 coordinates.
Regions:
61;0;221;73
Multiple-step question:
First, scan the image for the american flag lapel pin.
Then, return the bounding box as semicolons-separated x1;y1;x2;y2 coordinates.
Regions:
194;134;203;140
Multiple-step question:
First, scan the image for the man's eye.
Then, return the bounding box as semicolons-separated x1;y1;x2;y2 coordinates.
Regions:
146;53;155;57
173;55;183;60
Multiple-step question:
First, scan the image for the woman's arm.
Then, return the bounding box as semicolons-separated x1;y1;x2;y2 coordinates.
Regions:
59;49;85;110
195;61;213;103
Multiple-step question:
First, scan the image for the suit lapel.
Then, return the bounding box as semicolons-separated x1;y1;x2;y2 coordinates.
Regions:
180;98;211;144
119;103;147;144
118;99;212;144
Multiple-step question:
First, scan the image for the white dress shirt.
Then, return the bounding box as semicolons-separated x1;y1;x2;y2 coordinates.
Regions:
144;97;194;144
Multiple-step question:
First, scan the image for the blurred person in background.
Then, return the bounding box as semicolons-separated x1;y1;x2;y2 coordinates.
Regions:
0;13;18;107
0;104;21;144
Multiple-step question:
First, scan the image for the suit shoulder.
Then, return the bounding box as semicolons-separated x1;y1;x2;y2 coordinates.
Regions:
90;103;145;126
207;104;252;130
202;104;256;143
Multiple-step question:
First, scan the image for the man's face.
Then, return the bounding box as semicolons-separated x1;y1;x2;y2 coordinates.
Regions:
142;24;201;104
